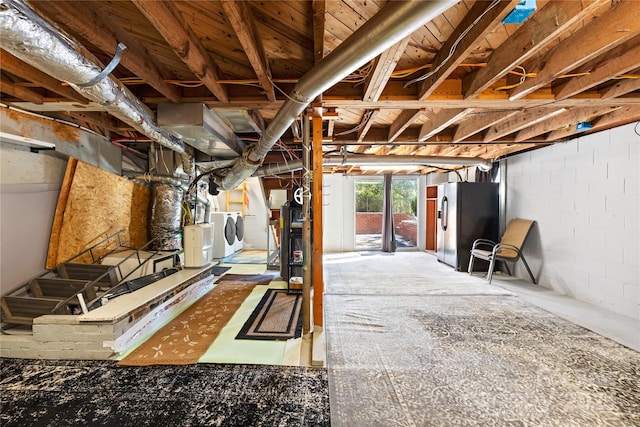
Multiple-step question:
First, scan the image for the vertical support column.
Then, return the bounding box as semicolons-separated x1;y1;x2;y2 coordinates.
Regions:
302;112;312;335
312;115;324;327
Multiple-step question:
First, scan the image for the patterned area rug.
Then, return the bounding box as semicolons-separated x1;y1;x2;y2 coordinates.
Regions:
236;289;302;341
119;280;256;366
326;294;640;426
215;273;276;286
0;359;330;426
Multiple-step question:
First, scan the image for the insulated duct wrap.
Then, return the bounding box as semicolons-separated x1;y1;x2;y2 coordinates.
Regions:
0;0;194;173
150;183;184;250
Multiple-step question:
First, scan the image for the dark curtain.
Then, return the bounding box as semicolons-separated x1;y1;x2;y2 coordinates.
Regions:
381;174;396;252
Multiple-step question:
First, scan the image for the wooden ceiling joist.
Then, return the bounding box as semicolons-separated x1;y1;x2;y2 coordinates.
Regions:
599;76;640;99
452;110;518;142
132;0;229;103
221;0;276;102
463;0;608;100
484;107;567;142
417;0;519;101
545;106;640;141
419;108;473;142
34;0;182;103
0;73;44;104
553;37;640;101
0;50;89;104
312;0;326;64
514;106;618;142
357;109;380;143
509;1;640;100
388;109;427;142
363;36;411;103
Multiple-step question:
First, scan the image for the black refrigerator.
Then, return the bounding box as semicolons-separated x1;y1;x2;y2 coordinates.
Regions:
436;182;499;271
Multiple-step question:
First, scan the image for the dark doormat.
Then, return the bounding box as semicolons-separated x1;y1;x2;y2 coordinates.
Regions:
236;289;303;341
0;358;330;427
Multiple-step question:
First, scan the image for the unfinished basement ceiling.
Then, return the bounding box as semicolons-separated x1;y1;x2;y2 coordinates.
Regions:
1;0;639;176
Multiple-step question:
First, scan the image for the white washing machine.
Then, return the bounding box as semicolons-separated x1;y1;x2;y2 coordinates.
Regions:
233;212;244;252
211;212;237;258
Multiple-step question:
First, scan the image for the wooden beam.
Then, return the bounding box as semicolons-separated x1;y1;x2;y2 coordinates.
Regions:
463;0;608;99
546;106;640;141
452;111;518;142
388;109;427;142
419;108;473;141
64;112;134;137
418;0;519;101
515;106;618;142
554;37;640;100
484;107;567;142
220;0;276;102
363;37;411;102
312;0;326;64
357;109;380;143
600;76;640;99
509;1;640;100
312;115;324;327
0;74;44;104
0;50;88;104
132;0;229;103
34;0;182;103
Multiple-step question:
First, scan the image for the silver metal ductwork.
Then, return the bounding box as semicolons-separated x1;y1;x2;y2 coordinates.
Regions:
0;0;194;173
157;103;247;160
218;0;457;190
253;154;493;177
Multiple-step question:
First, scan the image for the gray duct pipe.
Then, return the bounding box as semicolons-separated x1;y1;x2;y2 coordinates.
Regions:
219;0;456;190
253;155;493;177
0;0;194;173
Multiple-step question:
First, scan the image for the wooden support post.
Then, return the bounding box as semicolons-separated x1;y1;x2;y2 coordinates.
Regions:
312;116;324;327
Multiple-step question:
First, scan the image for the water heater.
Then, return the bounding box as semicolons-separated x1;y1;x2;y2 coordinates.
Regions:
183;223;214;268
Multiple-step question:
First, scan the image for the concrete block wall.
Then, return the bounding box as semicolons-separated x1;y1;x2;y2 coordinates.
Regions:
506;123;639;319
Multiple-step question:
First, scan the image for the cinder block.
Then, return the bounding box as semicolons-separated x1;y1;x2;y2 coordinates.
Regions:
576;162;608;183
622;282;639;301
576;194;605;213
579;132;609;149
589;178;625;197
552;141;578;158
541;156;565;173
623;246;639;266
608;159;639;179
605;262;639;284
624;213;639;236
550;168;576;185
606;193;638;214
594;141;630;163
610;123;639;144
589;211;625;230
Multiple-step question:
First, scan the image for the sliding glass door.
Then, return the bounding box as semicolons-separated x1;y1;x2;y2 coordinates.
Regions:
354;177;417;250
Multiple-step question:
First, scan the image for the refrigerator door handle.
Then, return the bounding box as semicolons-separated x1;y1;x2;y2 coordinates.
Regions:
441;196;448;231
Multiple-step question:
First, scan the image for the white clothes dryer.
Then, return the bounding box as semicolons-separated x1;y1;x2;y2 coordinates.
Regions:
211;212;236;258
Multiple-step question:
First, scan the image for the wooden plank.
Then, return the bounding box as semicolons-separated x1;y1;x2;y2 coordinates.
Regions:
46;158;78;269
51;160;150;267
357;109;380;143
312;0;326;63
221;0;276;102
0;50;88;104
515;106;617;142
0;74;44;104
363;37;411;102
600;77;640;99
34;0;182;103
312;116;324;327
554;37;640;101
509;1;640;100
463;0;608;99
132;0;229;102
484;107;567;142
388;109;427;142
417;0;519;101
453;110;518;142
546;105;640;141
419;108;473;141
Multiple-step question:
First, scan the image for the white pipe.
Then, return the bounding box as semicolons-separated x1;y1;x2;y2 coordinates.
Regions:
253;154;493;176
219;0;457;190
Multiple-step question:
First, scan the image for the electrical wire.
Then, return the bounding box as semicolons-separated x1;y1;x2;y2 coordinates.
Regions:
404;0;502;88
